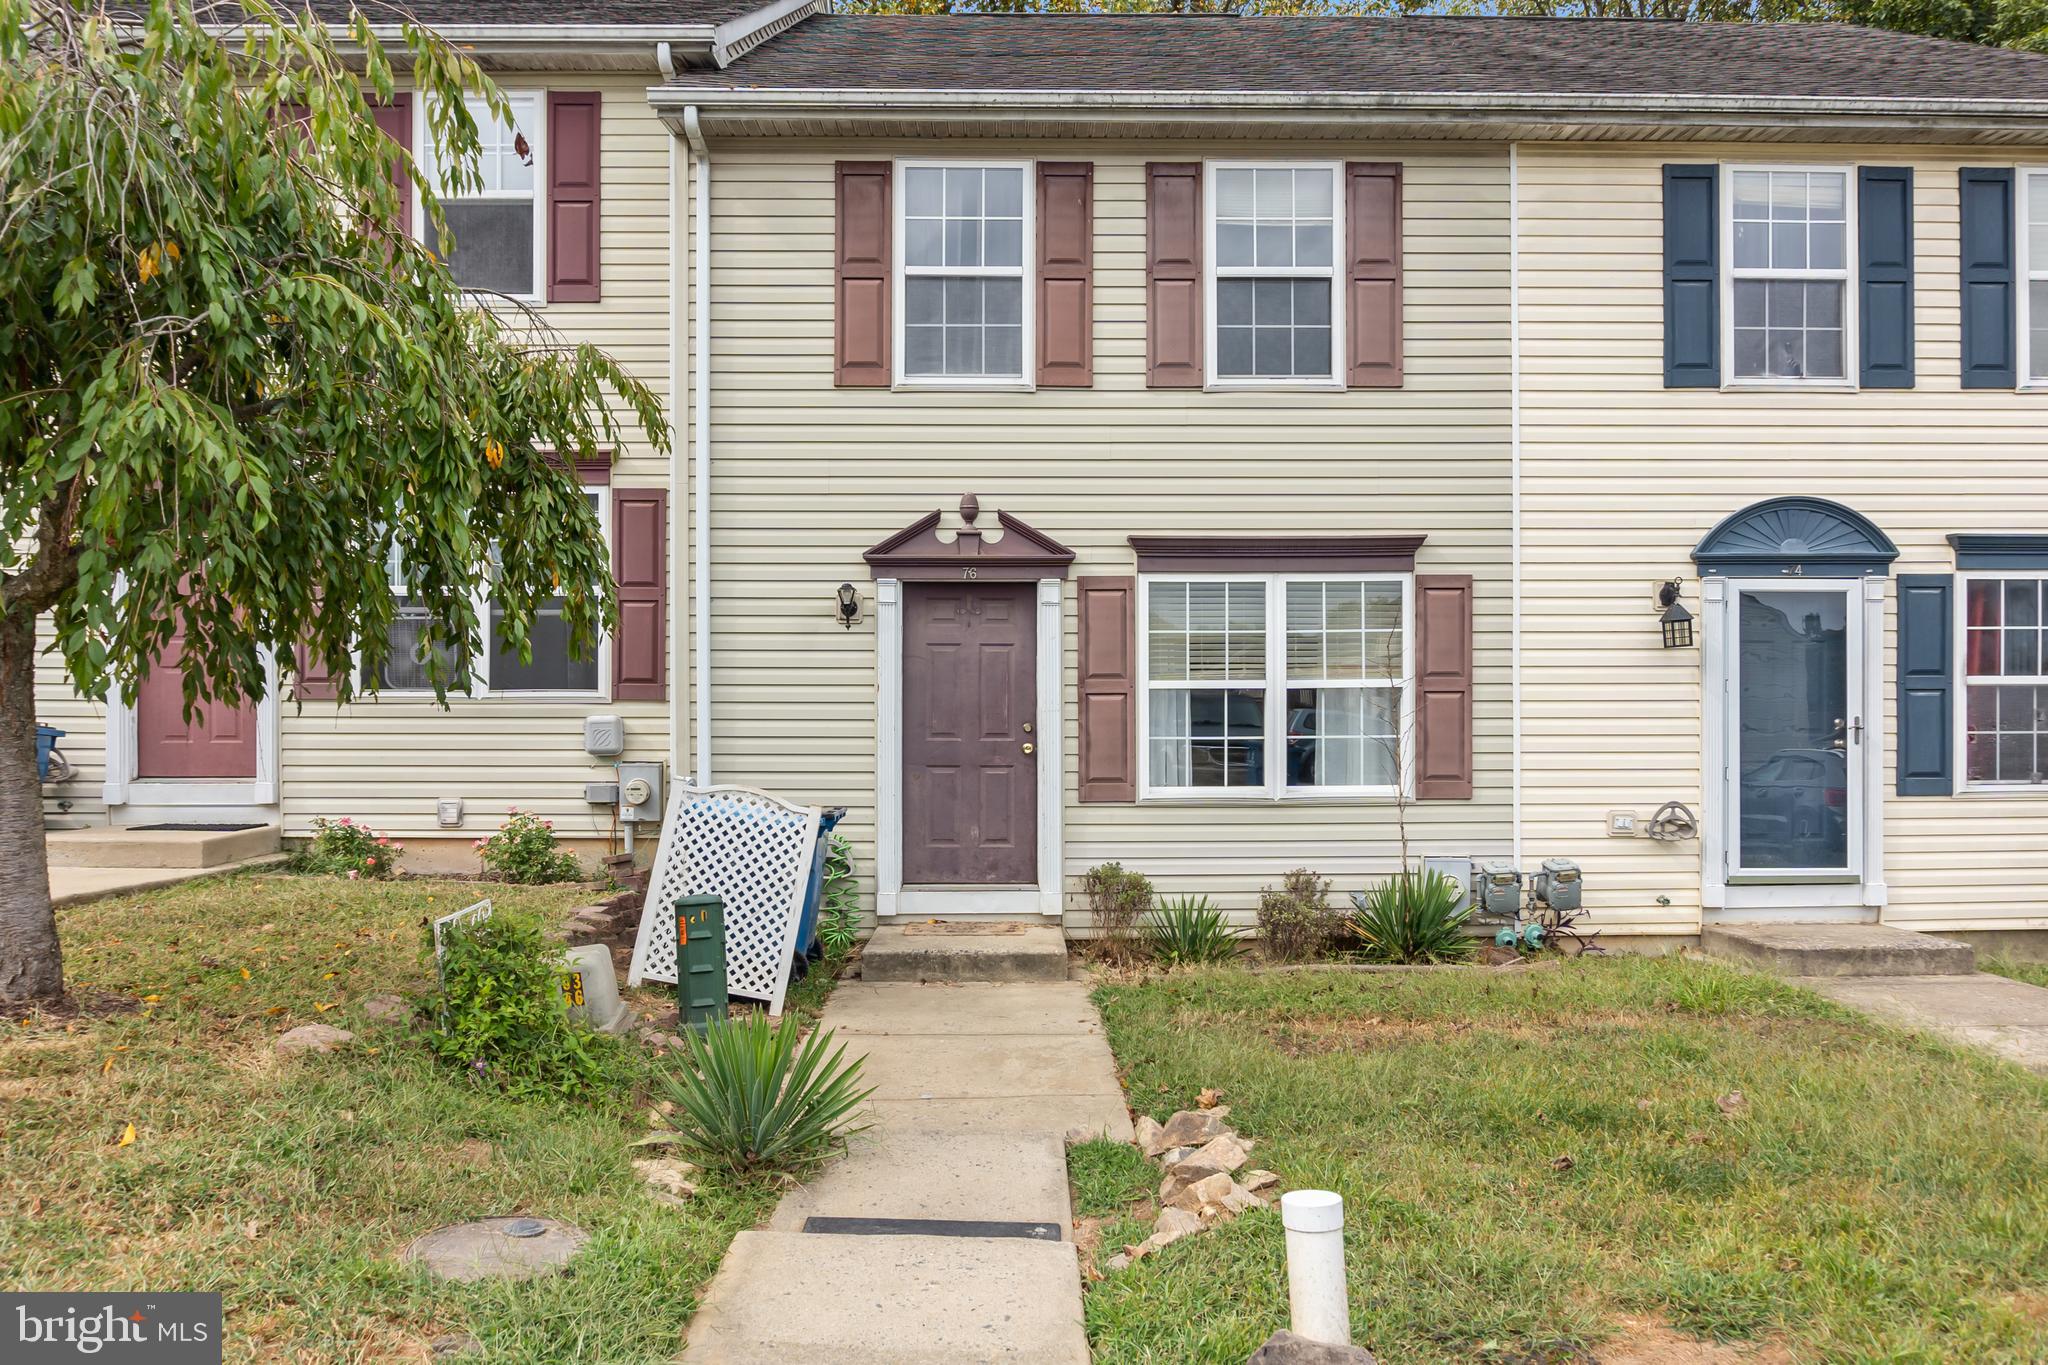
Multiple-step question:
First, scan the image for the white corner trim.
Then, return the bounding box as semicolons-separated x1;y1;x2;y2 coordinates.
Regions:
1698;576;1728;910
875;577;903;919
1036;578;1064;917
1508;140;1523;870
684;107;713;788
104;650;280;812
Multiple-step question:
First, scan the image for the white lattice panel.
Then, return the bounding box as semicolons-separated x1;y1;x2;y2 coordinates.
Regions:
626;784;821;1015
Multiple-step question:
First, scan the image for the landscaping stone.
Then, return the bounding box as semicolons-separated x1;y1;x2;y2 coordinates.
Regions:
1157;1105;1232;1149
1167;1171;1237;1213
633;1156;699;1201
1177;1132;1252;1175
1219;1182;1266;1216
403;1216;589;1283
274;1023;353;1055
1159;1145;1198;1166
1104;1252;1131;1272
1133;1115;1166;1154
1247;1329;1378;1364
359;994;410;1026
1149;1205;1203;1249
1242;1169;1281;1194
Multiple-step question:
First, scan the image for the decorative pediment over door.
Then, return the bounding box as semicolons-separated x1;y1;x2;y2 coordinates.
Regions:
863;494;1076;582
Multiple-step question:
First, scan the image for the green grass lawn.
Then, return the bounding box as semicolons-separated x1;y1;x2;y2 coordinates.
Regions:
0;871;814;1364
1088;957;2048;1364
1984;955;2048;990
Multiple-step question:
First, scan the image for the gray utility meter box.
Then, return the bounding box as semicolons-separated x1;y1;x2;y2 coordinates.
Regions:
617;760;664;823
1421;855;1474;913
1533;858;1583;913
1477;861;1523;920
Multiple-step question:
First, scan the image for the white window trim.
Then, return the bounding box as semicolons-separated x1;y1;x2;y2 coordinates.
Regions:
2019;167;2048;391
1719;162;1858;390
1953;568;2048;793
1136;573;1414;802
361;483;611;702
414;90;547;305
1203;159;1345;392
891;157;1036;391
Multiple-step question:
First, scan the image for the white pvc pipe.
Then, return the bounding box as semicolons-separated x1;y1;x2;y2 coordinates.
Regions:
682;107;711;788
1280;1190;1351;1346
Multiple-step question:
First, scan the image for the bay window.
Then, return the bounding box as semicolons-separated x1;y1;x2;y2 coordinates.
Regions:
1208;163;1342;384
1962;573;2048;786
1141;574;1409;798
421;93;543;299
1725;166;1853;383
897;161;1031;383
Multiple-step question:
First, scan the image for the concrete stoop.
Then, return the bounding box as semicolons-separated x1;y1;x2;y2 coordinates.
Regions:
859;922;1069;984
1701;923;1976;978
683;1229;1090;1364
47;823;281;870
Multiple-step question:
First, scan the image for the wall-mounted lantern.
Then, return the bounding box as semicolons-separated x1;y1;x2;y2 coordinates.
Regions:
835;582;863;630
1655;579;1694;649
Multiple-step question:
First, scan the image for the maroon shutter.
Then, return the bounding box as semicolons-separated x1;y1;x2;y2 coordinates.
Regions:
1078;576;1137;803
1346;161;1403;387
612;488;667;701
1037;162;1094;387
836;161;892;387
371;95;412;236
1146;163;1203;388
547;91;602;303
1414;574;1473;800
293;644;340;703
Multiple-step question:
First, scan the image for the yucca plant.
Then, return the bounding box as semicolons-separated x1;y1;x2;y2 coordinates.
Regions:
1144;896;1242;966
1348;870;1476;964
655;1011;872;1174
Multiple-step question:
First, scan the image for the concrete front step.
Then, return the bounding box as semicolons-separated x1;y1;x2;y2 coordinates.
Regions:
1701;923;1976;978
769;1130;1072;1233
47;823;281;870
860;922;1068;984
682;1230;1090;1364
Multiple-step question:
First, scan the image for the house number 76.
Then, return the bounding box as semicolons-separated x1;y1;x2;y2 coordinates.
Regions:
961;566;978;579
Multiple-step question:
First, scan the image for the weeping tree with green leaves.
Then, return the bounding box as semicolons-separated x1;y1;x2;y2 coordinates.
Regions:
0;0;668;1004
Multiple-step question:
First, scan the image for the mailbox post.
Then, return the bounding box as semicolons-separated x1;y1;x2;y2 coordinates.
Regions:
675;895;729;1033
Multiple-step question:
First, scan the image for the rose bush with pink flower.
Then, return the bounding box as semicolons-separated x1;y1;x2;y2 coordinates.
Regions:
300;816;402;879
475;810;584;885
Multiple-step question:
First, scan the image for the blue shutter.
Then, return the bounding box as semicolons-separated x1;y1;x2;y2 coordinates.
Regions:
1663;165;1719;388
1858;167;1915;389
1896;574;1954;796
1960;168;2016;390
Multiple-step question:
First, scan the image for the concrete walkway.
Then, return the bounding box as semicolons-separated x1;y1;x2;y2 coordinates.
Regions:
1809;973;2048;1074
682;978;1131;1363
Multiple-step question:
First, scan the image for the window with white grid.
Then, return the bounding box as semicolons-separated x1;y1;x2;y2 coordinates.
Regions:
1208;163;1341;384
420;94;543;299
897;162;1031;382
1962;574;2048;787
2022;170;2048;384
1725;167;1853;382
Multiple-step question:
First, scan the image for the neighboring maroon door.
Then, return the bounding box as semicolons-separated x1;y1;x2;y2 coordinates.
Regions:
902;581;1038;885
134;633;259;779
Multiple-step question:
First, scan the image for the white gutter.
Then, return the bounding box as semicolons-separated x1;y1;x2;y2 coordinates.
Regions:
683;106;712;788
1508;143;1523;872
663;43;682;789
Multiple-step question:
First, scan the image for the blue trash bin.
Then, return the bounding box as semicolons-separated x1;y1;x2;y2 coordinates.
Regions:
35;726;66;782
793;807;847;963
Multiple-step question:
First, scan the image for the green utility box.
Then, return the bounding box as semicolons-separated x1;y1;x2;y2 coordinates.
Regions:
675;895;729;1033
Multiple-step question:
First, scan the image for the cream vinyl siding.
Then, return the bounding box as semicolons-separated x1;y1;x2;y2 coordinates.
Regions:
38;72;677;845
33;621;108;827
1519;143;2048;937
687;142;1512;927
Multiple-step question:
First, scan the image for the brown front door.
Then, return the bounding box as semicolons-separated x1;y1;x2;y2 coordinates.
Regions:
902;581;1037;885
135;633;259;779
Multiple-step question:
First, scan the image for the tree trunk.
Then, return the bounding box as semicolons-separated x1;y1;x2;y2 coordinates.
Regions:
0;610;65;1004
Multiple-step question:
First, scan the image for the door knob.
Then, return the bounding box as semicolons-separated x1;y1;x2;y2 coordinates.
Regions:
1021;743;1035;755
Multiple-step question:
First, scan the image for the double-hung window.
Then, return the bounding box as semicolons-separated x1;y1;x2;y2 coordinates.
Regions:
1208;163;1341;385
2020;169;2048;385
1140;575;1409;799
897;161;1031;383
1724;166;1853;383
420;93;543;299
366;488;608;698
1961;573;2048;787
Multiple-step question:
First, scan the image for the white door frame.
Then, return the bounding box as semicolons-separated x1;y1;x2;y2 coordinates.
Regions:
875;576;1063;919
1701;576;1887;919
104;649;280;814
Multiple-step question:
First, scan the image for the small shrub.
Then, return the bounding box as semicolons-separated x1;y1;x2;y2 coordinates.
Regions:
655;1011;872;1174
817;831;861;958
1082;862;1154;961
1144;896;1241;966
1258;867;1339;962
424;912;626;1101
1348;869;1475;963
297;816;401;880
475;808;584;884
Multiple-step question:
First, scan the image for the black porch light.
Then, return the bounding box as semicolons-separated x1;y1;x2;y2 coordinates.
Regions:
835;582;863;630
1656;580;1694;649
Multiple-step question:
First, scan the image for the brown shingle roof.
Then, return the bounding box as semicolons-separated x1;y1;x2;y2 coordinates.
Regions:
258;0;770;29
665;14;2048;102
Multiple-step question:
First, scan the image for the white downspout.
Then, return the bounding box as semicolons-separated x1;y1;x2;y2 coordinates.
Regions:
1508;142;1524;870
683;106;712;788
661;44;683;789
